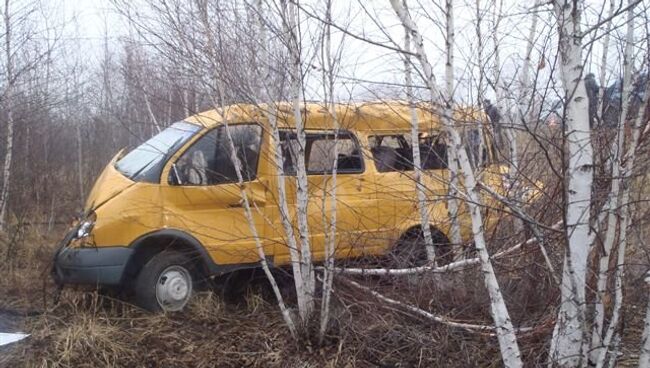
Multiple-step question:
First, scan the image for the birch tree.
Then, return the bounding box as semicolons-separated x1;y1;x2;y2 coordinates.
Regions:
318;0;341;342
0;0;51;230
0;0;16;231
549;0;594;365
640;272;650;368
390;1;522;366
597;44;650;368
185;3;298;338
490;0;518;179
268;0;316;326
589;0;636;361
402;0;436;262
249;0;312;331
595;0;616;126
280;0;317;324
196;0;301;336
443;0;462;252
516;0;540;128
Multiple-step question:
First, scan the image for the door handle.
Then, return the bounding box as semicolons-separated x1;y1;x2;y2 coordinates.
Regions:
227;199;245;208
228;197;266;208
357;176;365;191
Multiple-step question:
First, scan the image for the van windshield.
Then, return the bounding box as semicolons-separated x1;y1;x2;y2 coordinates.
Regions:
115;122;200;182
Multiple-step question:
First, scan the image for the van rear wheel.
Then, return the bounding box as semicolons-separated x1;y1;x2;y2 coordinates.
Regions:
390;229;453;268
134;251;194;312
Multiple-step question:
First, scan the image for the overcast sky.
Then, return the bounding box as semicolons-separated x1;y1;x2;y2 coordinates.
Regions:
54;0;643;106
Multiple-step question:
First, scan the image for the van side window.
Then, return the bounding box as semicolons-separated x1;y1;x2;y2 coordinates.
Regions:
369;134;447;172
173;124;262;185
280;131;364;175
419;135;448;170
368;135;413;172
460;127;492;168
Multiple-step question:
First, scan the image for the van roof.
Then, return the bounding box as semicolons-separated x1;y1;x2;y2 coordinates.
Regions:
185;101;485;132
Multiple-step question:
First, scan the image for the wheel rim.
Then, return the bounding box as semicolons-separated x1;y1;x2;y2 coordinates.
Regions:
155;265;192;312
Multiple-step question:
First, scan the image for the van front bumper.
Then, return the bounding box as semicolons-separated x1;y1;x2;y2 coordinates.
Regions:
53;246;133;286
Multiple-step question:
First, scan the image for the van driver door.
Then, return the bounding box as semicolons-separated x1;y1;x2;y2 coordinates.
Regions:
160;123;271;267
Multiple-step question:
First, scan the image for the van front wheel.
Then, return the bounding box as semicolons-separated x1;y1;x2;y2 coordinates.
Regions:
134;251;194;312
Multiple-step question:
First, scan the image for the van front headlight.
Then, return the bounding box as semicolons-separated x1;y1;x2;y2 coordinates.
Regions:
76;220;95;239
75;212;96;239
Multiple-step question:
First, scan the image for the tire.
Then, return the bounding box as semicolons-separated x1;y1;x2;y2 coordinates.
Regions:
133;251;195;312
390;228;453;268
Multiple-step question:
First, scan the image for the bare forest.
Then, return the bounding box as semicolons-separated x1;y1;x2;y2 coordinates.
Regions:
1;0;650;367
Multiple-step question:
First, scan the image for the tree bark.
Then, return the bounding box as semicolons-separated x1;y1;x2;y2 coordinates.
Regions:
402;0;436;262
444;0;462;253
0;0;15;231
318;0;338;343
249;0;313;332
640;272;650;368
590;2;635;361
549;0;594;365
282;0;316;324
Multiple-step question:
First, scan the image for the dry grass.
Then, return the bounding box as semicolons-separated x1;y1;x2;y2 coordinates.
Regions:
0;226;504;367
0;173;648;368
0;227;559;367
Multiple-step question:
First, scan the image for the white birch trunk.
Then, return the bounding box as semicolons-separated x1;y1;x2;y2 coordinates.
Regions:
290;70;316;325
283;0;316;324
601;59;650;368
594;189;628;368
182;89;189;117
267;111;311;324
549;0;594;365
334;221;562;276
629;79;650;368
474;0;484;103
318;0;338;342
444;0;462;252
517;0;539;127
596;0;615;124
490;0;517;176
143;87;162;133
490;2;522;236
0;0;14;231
390;1;522;366
251;1;308;323
590;3;635;361
640;271;650;368
402;0;435;262
605;333;620;368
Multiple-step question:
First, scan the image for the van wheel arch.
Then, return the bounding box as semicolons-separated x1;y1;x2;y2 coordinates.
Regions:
122;230;213;287
399;224;449;244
